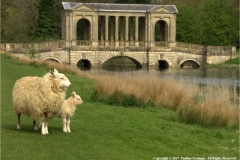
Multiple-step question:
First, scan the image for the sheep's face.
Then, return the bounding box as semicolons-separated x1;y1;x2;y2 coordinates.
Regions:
75;95;83;105
72;92;83;105
51;69;71;90
58;73;71;90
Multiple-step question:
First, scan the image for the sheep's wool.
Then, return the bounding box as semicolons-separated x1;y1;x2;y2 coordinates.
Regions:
12;75;66;120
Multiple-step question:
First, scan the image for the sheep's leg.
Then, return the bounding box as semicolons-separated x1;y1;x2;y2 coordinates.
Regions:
66;117;71;133
17;113;21;130
45;120;49;134
62;117;67;133
41;113;49;135
33;120;38;130
41;121;47;135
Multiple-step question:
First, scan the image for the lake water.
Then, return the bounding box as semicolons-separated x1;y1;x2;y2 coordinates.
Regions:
88;66;239;87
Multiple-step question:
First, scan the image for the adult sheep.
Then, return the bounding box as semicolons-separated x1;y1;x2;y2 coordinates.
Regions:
59;92;83;133
12;69;71;135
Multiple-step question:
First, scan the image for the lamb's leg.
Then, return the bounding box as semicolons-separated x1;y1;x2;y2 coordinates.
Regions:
33;120;38;130
66;117;71;133
62;117;67;133
17;113;21;129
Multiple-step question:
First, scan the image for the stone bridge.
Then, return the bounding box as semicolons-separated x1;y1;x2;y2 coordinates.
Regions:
1;41;236;69
0;2;236;69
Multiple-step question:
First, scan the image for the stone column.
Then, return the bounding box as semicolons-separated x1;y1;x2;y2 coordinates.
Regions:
115;16;119;48
145;14;148;48
135;16;139;47
105;16;109;46
125;16;129;47
92;15;98;47
69;11;74;46
169;15;176;48
148;12;154;48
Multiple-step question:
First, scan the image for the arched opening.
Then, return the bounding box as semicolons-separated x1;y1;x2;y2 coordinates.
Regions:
77;19;90;40
180;60;200;69
158;60;169;69
43;58;61;63
155;20;168;42
102;56;142;71
77;59;92;70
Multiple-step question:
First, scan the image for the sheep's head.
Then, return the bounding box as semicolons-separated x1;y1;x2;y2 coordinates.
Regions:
51;69;71;91
71;92;83;105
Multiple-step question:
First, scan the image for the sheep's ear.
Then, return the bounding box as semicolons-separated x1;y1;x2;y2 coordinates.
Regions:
50;69;59;77
53;69;59;75
50;70;54;75
72;92;76;98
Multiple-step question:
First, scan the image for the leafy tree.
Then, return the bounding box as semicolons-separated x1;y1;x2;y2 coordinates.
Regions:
1;0;39;42
200;0;238;46
35;0;58;41
176;4;200;44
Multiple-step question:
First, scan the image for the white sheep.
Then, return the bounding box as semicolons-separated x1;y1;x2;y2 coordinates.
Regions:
59;92;83;133
12;69;71;135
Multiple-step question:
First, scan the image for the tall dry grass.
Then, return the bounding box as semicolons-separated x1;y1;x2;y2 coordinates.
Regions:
7;54;87;77
92;71;239;128
93;74;193;110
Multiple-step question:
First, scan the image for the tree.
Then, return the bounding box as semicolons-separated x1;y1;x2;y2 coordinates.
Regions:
35;0;58;41
176;4;200;44
201;0;238;46
1;0;39;43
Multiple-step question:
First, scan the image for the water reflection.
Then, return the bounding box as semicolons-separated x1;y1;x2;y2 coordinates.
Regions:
89;66;239;86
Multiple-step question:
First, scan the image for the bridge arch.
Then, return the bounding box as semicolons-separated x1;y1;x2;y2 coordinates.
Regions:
100;52;143;68
42;57;62;63
76;59;92;70
155;54;173;69
179;59;201;68
158;60;169;69
72;52;94;70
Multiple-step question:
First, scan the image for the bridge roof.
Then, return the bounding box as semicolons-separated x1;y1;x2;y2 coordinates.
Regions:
62;2;178;13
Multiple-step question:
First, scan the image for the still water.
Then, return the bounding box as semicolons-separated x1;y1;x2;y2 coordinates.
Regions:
88;66;239;86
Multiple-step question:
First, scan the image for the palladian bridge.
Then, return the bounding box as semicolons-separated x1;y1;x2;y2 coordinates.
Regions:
1;2;236;69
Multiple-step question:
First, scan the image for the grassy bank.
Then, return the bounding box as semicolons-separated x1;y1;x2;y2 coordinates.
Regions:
204;56;239;69
1;54;239;159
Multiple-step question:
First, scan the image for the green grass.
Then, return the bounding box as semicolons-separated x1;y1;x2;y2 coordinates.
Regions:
1;54;239;159
224;57;239;65
204;56;239;69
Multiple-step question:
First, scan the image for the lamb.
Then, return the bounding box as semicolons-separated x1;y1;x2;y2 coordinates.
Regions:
12;69;71;135
59;92;83;133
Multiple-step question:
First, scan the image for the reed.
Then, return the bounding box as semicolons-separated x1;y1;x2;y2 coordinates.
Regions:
92;71;239;128
7;54;87;77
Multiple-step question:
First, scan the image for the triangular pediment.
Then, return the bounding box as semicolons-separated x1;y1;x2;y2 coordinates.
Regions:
150;6;172;13
73;4;96;11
